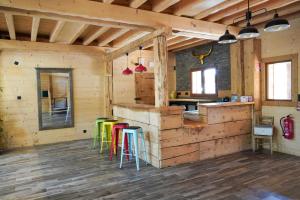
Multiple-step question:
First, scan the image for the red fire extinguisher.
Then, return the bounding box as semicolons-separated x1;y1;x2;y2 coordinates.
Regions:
280;115;294;139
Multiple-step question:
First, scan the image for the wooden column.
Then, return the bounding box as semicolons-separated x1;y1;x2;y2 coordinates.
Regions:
153;35;169;107
230;40;244;96
104;61;113;117
243;39;261;113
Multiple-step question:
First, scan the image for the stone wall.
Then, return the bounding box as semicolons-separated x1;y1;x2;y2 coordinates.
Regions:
175;42;231;91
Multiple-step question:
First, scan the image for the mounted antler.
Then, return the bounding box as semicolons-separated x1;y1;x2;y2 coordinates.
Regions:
192;45;213;64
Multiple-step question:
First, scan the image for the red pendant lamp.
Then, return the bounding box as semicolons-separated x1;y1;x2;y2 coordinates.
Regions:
135;46;147;73
122;53;133;75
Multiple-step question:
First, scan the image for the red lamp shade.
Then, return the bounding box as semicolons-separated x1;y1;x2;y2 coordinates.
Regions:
122;67;133;75
135;64;147;72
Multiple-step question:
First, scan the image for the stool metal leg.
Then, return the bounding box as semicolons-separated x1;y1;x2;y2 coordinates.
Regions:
120;131;126;169
133;132;140;171
140;130;148;165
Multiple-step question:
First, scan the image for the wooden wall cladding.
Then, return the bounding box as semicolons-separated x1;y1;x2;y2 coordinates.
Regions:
0;50;105;148
159;105;252;168
114;104;252;168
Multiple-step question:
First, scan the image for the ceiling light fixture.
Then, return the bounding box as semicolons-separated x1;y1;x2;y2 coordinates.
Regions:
237;0;260;39
218;28;237;44
264;12;290;32
122;53;133;75
135;46;147;73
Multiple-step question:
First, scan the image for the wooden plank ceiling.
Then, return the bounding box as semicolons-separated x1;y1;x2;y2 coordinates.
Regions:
0;0;299;52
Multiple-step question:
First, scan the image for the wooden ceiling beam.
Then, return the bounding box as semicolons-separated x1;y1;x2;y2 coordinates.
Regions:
98;28;129;47
171;40;209;52
83;27;110;45
0;0;239;38
106;26;171;61
222;0;299;25
0;7;153;32
102;0;114;3
129;0;148;8
206;0;269;22
0;39;105;56
167;36;191;46
112;31;148;48
168;38;202;50
194;0;244;20
143;35;176;49
4;13;16;40
67;23;89;44
152;0;180;12
49;21;65;43
173;0;205;16
31;16;40;41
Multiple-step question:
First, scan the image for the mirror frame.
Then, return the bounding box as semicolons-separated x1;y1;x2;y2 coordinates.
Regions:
36;68;74;130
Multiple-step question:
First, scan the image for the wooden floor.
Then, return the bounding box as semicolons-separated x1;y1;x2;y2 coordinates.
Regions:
1;140;300;200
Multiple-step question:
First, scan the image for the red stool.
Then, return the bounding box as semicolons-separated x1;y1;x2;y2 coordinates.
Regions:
110;123;129;160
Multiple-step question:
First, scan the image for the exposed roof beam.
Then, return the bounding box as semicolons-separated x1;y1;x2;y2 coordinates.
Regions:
173;0;205;16
83;27;110;45
171;40;209;52
222;0;299;25
112;31;148;48
4;13;16;40
194;0;244;19
0;7;153;32
129;0;148;8
106;26;171;61
0;0;239;38
172;30;219;40
67;23;89;44
168;38;202;50
98;29;129;47
102;0;114;3
0;39;105;56
31;16;40;41
49;21;65;43
152;0;180;12
143;35;176;49
206;0;269;22
167;36;191;46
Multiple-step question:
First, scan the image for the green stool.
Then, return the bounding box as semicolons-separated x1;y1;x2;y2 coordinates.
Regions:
92;117;108;149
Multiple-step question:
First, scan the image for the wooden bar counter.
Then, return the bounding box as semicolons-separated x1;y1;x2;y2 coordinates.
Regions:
113;102;254;168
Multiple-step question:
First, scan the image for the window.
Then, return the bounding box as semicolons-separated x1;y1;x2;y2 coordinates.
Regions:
267;61;291;100
191;68;216;96
262;54;298;107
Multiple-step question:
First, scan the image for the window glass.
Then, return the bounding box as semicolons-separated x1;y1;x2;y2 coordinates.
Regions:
192;71;202;94
267;61;291;100
204;68;216;94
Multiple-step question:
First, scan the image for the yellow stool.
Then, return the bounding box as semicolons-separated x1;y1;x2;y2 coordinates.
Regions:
100;119;118;153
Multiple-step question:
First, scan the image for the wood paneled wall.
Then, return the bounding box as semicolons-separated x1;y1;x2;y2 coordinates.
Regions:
0;50;105;148
260;17;300;156
113;50;176;104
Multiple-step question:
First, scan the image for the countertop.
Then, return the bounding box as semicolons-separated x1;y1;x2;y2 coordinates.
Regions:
169;98;216;102
113;103;185;113
198;101;254;108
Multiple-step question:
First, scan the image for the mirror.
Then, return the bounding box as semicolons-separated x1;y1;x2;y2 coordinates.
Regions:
36;68;74;130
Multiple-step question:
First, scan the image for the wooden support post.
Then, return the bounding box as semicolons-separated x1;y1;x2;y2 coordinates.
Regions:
230;40;244;96
153;35;169;107
104;61;113;117
243;39;261;113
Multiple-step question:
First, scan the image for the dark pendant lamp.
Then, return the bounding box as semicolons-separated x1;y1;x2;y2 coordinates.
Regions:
264;12;290;32
218;28;237;44
237;0;260;39
135;46;147;73
122;53;133;75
